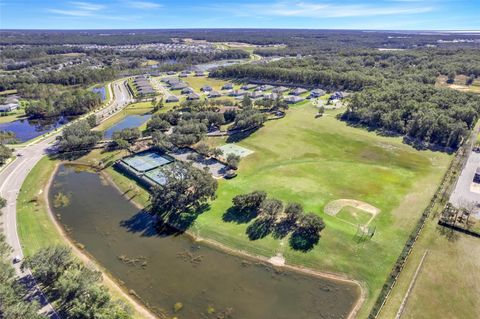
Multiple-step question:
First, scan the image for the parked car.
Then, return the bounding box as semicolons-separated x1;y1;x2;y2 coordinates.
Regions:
13;255;21;264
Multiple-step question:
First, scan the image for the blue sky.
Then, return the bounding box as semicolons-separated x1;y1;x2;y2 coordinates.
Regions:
0;0;479;30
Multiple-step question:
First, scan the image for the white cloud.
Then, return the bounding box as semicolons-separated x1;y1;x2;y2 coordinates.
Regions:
70;1;105;11
125;1;162;9
48;9;95;17
48;1;105;17
219;1;434;18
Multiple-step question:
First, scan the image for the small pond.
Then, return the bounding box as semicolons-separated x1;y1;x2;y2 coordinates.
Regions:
50;164;360;319
0;117;68;142
104;114;152;139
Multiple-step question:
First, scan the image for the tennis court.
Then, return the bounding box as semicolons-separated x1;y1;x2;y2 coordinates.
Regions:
144;167;168;185
219;144;254;158
122;151;173;172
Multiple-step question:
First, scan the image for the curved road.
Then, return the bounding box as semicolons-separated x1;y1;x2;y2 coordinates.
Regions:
0;80;132;318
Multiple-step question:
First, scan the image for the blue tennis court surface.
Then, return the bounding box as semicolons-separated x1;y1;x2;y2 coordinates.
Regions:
122;151;173;172
145;167;167;185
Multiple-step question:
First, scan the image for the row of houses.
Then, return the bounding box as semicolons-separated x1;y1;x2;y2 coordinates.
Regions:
133;76;155;96
0;95;20;113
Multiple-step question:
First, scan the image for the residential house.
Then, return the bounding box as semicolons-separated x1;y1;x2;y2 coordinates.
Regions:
222;83;233;90
171;82;188;90
310;89;326;98
330;91;345;100
229;89;247;97
0;103;18;112
181;87;194;94
208;91;222;98
166;95;179;103
290;88;307;96
241;84;258;90
272;86;289;93
187;93;200;100
284;96;305;104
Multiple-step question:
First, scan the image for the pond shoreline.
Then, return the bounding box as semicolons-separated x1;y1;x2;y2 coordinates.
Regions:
47;162;366;319
45;163;160;319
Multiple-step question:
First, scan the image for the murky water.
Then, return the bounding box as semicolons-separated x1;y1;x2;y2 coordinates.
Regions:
104;114;152;139
50;164;360;319
0;117;67;142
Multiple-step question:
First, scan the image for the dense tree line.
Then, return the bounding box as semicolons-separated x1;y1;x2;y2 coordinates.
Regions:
0;65;116;91
3;30;480;50
342;83;480;149
0;234;46;319
25;89;102;118
0;143;12;165
232;108;267;130
212;49;480;91
121;49;249;65
22;246;132;319
56;119;102;154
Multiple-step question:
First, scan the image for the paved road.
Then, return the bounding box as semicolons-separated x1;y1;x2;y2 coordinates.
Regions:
450;150;480;216
0;79;132;318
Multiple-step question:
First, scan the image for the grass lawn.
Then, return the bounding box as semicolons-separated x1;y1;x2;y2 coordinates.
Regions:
93;101;451;317
17;157;63;256
379;221;480;319
0;108;26;124
193;103;451;317
184;75;230;92
436;75;480;94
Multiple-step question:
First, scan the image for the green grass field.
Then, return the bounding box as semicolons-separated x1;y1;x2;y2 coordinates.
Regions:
17;157;63;256
379;221;480;319
193;103;451;317
90;101;452;317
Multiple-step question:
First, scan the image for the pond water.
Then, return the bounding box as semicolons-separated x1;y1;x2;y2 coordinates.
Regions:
0;117;68;142
194;59;246;72
50;164;360;319
104;114;152;139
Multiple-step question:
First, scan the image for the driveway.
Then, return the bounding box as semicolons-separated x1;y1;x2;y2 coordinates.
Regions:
450;150;480;216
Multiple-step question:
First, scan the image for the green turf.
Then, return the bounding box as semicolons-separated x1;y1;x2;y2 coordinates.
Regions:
192;103;451;317
16;157;62;256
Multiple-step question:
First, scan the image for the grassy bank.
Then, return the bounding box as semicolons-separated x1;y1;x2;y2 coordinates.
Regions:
90;102;451;317
17;157;62;255
16;157;152;319
0;108;26;124
379;221;480;319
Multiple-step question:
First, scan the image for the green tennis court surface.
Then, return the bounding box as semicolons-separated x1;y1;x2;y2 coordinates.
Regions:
122;151;173;172
219;144;253;158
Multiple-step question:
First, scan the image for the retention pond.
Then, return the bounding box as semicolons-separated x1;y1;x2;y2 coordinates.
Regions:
0;117;67;142
104;114;151;139
50;164;361;319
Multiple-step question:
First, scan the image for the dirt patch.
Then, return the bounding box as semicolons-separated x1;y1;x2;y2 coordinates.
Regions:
324;199;380;225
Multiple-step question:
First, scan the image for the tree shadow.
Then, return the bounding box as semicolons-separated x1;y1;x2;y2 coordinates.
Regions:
289;230;320;252
272;220;294;239
226;126;260;143
120;210;177;237
222;206;258;224
150;203;210;234
436;224;460;242
246;218;273;240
